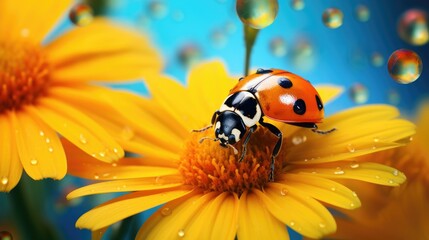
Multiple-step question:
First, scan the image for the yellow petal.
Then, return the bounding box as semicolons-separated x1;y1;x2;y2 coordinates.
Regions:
91;228;108;240
315;85;343;104
11;110;66;180
76;187;193;230
33;98;123;162
46;18;162;82
49;85;183;158
0;114;23;192
286;105;415;164
187;60;236;113
62;138;179;180
137;192;217;240
67;178;183;199
279;173;361;209
237;191;290;240
255;183;336;239
0;0;72;42
291;161;406;186
185;192;239;240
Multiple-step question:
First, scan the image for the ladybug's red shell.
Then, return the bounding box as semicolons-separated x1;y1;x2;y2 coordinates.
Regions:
230;69;324;123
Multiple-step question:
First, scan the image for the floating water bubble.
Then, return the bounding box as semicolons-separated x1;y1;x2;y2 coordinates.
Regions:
356;5;370;22
322;8;343;29
270;37;287;57
178;43;202;68
225;21;237;34
387;49;422;84
69;3;94;27
398;9;429;46
211;29;227;49
291;0;304;11
172;10;184;22
236;0;279;29
371;52;384;67
291;38;315;71
349;83;368;104
148;0;168;19
387;89;400;105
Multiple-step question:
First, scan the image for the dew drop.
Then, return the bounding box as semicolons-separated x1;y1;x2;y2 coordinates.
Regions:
355;5;370;22
112;163;118;167
398;9;429;46
236;0;279;29
99;152;106;158
30;159;38;165
330;187;336;191
319;222;326;228
270;37;287;57
388;179;395;184
392;169;399;176
1;177;8;185
48;147;54;153
292;135;307;145
280;188;289;196
120;126;135;141
39;130;45;137
349;84;368;104
334;167;345;175
346;144;356;153
102;173;110;178
69;3;94;27
79;134;87;144
161;207;172;216
387;49;422;84
375;175;380;179
45;138;51;144
94;174;100;180
113;148;119;154
177;229;185;238
322;8;343;29
289;221;296;226
350;162;360;169
352;191;358;197
350;202;355;208
371;52;384;67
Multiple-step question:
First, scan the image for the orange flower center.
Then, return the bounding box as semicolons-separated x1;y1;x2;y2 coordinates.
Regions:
0;41;50;113
179;128;283;195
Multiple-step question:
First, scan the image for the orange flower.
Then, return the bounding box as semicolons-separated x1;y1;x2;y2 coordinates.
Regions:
67;61;415;240
0;0;162;191
321;102;429;240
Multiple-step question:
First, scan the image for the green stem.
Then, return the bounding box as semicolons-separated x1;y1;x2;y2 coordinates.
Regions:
244;25;260;76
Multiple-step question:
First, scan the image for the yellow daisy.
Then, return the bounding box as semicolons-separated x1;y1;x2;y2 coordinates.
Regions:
0;0;162;191
67;61;414;239
320;102;429;240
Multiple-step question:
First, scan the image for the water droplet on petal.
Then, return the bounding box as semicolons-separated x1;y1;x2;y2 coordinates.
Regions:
1;177;8;185
375;175;380;179
121;126;135;141
112;163;117;167
113;148;119;154
334;167;345;175
388;179;395;184
350;202;355;207
39;130;45;137
94;174;100;180
45;138;51;144
178;229;185;238
322;8;343;29
387;49;422;84
319;222;326;228
346;144;356;153
69;3;94;27
393;169;399;176
79;134;87;144
280;188;288;196
292;135;307;145
48;147;54;153
289;221;296;226
99;152;106;158
398;9;429;46
236;0;279;29
350;162;360;169
30;159;38;165
161;207;172;216
352;191;358;197
330;187;336;191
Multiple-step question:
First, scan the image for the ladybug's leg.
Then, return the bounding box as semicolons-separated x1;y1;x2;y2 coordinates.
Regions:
192;111;220;132
238;125;257;162
259;119;282;182
311;124;336;135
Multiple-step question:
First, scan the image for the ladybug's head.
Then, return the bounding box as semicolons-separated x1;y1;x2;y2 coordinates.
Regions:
214;111;246;147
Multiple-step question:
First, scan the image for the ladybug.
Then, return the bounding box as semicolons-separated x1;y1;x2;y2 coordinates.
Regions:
195;68;335;181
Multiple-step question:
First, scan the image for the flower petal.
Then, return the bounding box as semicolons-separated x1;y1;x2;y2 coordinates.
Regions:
46;18;162;82
33;98;123;162
76;187;193;230
315;85;343;104
0;0;72;42
67;178;183;199
278;173;361;209
187;60;236;113
291;162;406;186
0;114;23;192
137;192;216;240
185;192;239;240
11;109;67;180
286;105;415;164
255;183;336;239
63;138;179;180
237;191;290;240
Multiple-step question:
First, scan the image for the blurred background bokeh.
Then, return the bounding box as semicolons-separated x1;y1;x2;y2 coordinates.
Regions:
1;0;428;239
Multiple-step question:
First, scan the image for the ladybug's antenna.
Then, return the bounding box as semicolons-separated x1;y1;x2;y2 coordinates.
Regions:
199;137;238;155
193;125;213;133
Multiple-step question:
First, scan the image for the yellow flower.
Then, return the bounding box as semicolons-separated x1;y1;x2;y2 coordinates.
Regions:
67;61;414;239
0;0;162;191
319;102;429;240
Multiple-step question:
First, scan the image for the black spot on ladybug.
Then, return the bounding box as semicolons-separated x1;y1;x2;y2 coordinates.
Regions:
293;99;306;115
315;95;323;110
278;77;293;88
238;97;258;118
256;68;273;74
